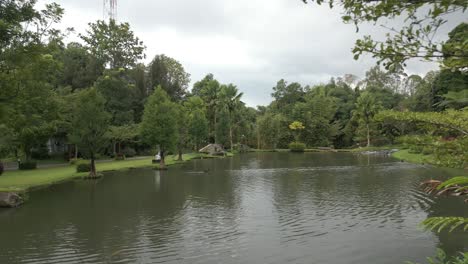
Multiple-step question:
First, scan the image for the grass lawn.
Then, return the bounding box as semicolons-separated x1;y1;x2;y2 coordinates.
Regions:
391;149;436;165
0;153;232;193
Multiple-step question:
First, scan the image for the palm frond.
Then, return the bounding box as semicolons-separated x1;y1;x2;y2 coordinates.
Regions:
421;217;468;233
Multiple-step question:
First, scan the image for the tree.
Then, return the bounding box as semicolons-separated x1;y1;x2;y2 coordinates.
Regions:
257;113;286;149
80;19;145;69
107;124;139;157
95;69;137;126
192;74;221;142
271;80;305;115
0;1;64;103
352;91;382;147
185;96;208;150
140;86;178;168
295;91;339;147
302;0;467;71
69;88;110;177
219;84;243;149
442;22;468;71
59;42;103;91
5;47;62;162
148;54;190;100
289;121;305;142
175;104;189;161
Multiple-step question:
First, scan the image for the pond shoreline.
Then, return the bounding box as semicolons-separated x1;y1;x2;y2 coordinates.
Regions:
0;153;233;207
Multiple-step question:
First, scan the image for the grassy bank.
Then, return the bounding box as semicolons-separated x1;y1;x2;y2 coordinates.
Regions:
391;149;436;165
0;153;231;193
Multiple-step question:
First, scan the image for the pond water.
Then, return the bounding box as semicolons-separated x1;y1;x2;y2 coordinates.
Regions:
0;152;467;264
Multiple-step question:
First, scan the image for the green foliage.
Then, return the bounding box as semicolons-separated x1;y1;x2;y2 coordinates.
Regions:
192;74;222;141
59;42;103;91
148;54;190;100
289;142;306;152
257;113;287;149
272;80;305;114
95;69;137;126
76;162;91;173
19;161;37;170
80;19;145;69
69;158;84;165
68;88;110;163
441;23;468;72
352;91;382;147
421;217;468;233
376;109;468;136
303;0;468;71
185;97;209;150
406;249;468;264
140;86;178;154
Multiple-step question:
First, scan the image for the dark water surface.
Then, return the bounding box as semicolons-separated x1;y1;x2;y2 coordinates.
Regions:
0;153;467;264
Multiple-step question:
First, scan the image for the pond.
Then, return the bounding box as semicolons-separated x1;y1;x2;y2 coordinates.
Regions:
0;152;467;264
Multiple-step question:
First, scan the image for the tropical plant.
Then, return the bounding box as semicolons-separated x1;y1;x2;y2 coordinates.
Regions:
352;91;382;147
405;249;468;264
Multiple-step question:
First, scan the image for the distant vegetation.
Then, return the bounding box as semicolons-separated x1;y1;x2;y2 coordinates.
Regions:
0;0;466;176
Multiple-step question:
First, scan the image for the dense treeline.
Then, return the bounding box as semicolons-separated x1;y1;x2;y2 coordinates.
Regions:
0;1;466;175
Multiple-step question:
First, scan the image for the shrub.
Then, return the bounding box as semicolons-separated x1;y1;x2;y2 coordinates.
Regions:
76;162;91;173
289;142;306;152
422;147;433;155
19;161;37;170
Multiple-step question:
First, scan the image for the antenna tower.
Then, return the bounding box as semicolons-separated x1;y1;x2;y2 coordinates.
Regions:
103;0;117;21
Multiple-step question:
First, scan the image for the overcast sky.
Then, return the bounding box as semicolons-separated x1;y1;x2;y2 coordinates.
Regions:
38;0;465;106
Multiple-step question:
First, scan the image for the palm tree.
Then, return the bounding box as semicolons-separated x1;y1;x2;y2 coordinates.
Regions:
219;84;243;149
352;91;381;147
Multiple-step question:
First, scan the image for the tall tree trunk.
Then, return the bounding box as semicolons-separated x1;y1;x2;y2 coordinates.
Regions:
214;107;218;143
75;145;78;159
159;150;166;169
229;125;233;150
366;123;371;147
90;152;97;178
257;129;260;150
178;148;183;161
113;142;116;156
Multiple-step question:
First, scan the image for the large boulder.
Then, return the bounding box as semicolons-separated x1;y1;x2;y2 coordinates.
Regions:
199;144;226;155
0;192;24;208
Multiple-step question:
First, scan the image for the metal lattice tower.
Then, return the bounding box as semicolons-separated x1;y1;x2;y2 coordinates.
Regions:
103;0;117;21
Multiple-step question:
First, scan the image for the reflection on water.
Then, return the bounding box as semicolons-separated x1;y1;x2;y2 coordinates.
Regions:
0;153;466;264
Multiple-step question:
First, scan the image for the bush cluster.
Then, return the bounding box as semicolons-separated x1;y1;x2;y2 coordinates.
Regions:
289;142;306;152
76;162;91;173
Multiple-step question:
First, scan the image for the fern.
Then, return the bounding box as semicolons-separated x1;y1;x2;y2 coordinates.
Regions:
421;217;468;233
405;249;468;264
438;176;468;190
